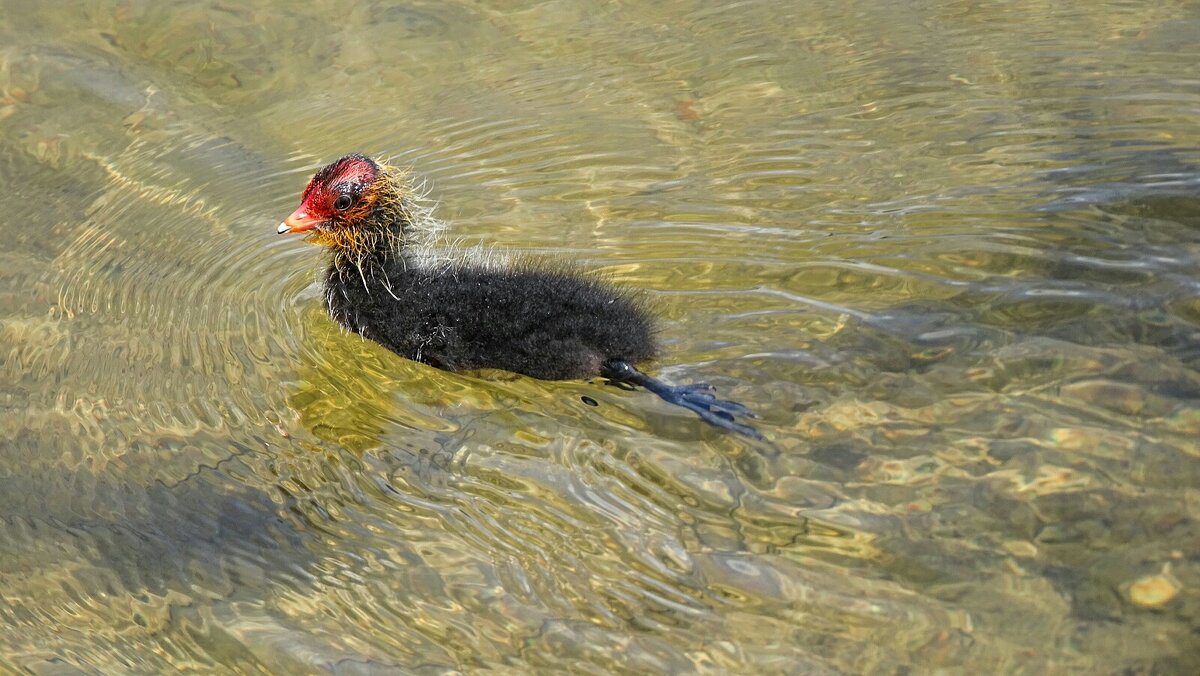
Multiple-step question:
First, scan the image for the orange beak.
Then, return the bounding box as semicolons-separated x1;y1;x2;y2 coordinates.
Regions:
277;208;325;234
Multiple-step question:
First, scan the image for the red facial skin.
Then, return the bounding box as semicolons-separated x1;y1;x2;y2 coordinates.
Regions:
278;155;381;235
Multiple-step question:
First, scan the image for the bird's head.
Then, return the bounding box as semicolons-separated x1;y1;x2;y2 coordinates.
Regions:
278;154;399;251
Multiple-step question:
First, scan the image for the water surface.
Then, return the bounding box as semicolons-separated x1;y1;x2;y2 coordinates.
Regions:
1;0;1198;672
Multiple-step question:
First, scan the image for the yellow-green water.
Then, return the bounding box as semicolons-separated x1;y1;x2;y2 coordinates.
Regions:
1;0;1198;672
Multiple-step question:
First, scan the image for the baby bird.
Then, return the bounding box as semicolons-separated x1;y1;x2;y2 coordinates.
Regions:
278;154;759;438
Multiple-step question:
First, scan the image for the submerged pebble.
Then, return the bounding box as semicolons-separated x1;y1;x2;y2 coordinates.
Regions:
1123;571;1182;608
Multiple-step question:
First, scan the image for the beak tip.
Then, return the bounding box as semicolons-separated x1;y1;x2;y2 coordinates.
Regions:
277;222;290;235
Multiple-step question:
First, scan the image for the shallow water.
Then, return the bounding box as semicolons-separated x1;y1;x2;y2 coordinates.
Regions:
1;0;1198;672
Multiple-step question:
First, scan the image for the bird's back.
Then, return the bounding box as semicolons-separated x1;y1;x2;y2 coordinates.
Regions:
326;257;658;380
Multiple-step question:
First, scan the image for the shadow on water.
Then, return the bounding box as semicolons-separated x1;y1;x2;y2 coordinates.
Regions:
0;399;467;671
0;458;329;671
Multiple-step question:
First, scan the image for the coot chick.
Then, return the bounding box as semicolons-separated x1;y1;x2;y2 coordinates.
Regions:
278;154;759;438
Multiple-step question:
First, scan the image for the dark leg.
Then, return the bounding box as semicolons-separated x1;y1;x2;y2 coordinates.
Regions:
600;361;762;439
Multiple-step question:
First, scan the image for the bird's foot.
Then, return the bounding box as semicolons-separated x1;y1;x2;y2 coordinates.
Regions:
654;382;762;439
598;360;763;439
665;383;757;418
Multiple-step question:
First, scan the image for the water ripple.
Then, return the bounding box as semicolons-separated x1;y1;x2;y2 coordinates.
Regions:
1;0;1199;672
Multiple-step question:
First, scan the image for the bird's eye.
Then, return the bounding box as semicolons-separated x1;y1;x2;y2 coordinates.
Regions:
334;194;353;211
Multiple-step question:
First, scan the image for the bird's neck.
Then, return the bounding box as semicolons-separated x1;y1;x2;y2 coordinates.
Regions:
327;196;410;275
323;238;402;327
